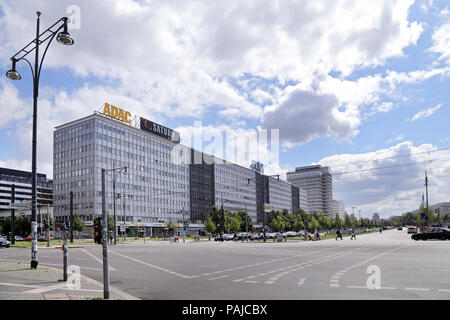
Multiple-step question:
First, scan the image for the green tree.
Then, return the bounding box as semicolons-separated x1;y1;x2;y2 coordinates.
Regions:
210;205;223;233
0;217;11;235
334;213;342;229
270;215;286;232
293;213;304;231
167;219;175;236
107;214;114;231
344;214;351;229
230;217;241;233
309;216;319;231
237;210;253;232
205;216;216;235
72;213;85;232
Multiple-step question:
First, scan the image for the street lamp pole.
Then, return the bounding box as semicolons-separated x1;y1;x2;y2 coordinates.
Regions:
106;167;127;245
6;12;74;269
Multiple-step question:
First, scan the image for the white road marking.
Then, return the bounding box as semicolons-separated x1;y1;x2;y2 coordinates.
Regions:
81;248;117;271
109;250;187;278
0;282;42;289
265;281;274;284
438;289;450;293
405;287;431;291
232;279;245;282
24;283;67;294
208;275;230;280
298;278;306;286
244;280;258;284
347;285;366;289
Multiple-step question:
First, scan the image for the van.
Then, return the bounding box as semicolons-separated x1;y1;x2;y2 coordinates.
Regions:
407;226;418;234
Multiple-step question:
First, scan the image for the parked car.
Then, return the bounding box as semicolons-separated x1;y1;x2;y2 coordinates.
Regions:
266;232;276;239
250;233;261;241
407;226;418;234
0;237;10;248
214;235;224;242
282;231;297;238
222;234;234;241
24;235;32;241
397;226;403;230
14;235;24;241
411;227;450;241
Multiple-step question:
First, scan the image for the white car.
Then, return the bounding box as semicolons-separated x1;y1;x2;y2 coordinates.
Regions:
407;226;418;234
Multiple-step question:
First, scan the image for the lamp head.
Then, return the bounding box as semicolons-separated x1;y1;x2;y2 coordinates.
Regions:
6;59;21;80
57;18;74;45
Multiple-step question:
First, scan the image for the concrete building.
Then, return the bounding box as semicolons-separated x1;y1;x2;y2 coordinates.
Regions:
299;187;308;212
287;165;333;216
406;202;450;222
53;105;301;235
0;167;53;219
331;200;346;219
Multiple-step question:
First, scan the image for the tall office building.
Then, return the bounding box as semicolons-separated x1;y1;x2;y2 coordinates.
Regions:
287;165;333;216
53;104;300;234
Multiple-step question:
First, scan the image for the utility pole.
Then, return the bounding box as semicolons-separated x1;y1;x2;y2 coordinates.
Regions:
183;208;186;243
63;222;68;281
10;184;15;245
101;169;110;299
47;204;50;247
113;179;117;245
351;207;355;218
70;191;73;243
123;194;126;241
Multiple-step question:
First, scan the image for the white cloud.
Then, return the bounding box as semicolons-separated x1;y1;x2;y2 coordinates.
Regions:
430;22;450;63
317;141;450;218
407;103;443;121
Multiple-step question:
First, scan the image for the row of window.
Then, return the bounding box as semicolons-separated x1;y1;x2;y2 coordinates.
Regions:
54;144;93;159
54;120;93;139
54;132;94;148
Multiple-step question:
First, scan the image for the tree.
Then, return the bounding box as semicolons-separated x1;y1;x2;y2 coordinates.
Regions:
210;205;223;233
230;217;241;233
107;214;114;231
270;215;286;232
237;210;253;232
72;213;85;232
205;216;216;235
293;213;304;232
344;214;351;229
309;216;319;231
167;219;175;236
334;213;342;229
0;217;11;235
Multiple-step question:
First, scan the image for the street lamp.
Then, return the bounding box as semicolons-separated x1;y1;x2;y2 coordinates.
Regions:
6;12;74;269
106;167;127;244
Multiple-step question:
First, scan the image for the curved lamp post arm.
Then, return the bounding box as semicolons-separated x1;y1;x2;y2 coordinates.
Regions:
36;24;64;82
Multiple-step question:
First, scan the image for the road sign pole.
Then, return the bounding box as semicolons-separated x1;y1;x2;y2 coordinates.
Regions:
70;191;74;243
11;184;15;245
101;168;110;299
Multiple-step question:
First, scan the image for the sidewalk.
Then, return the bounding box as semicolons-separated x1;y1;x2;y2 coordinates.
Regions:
0;261;139;300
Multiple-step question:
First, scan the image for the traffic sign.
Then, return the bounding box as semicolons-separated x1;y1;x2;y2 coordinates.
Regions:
264;203;272;213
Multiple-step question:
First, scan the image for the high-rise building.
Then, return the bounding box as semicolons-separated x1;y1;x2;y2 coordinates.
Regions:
287;165;333;216
53;104;301;234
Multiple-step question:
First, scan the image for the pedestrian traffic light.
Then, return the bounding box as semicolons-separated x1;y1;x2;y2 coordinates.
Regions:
94;217;102;244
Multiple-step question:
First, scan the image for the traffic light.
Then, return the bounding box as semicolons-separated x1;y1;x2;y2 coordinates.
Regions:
43;219;49;229
94;217;102;244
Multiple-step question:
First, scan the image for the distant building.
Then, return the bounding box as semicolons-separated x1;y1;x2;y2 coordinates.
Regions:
331;200;345;219
0;167;53;219
287;165;333;216
405;202;450;220
299;187;308;212
372;212;380;223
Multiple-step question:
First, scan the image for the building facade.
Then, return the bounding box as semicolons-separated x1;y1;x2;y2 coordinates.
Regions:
330;200;346;219
53;106;301;234
287;165;333;216
0;167;53;218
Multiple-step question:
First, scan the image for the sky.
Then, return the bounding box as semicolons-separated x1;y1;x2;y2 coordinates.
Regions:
1;0;450;219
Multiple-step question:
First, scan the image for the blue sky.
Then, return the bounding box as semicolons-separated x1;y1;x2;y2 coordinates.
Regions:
1;0;450;218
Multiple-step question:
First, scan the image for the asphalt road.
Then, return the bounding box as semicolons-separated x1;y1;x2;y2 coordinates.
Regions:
1;229;449;300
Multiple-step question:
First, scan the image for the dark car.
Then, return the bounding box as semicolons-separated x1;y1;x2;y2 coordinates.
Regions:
214;235;224;242
0;237;10;248
397;226;403;230
250;233;261;241
411;227;450;241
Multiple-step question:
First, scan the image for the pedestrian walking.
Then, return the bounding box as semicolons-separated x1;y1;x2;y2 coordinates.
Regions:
335;228;343;240
379;227;382;234
351;228;356;240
